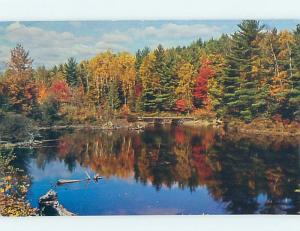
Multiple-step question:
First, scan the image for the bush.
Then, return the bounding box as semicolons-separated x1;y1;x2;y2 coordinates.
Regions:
39;96;61;125
60;104;98;124
0;111;36;142
0;150;35;216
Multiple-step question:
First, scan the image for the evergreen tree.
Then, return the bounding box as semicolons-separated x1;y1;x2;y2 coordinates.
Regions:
0;79;8;111
186;39;203;69
135;47;150;112
289;25;300;121
64;57;78;87
141;89;157;112
221;20;264;121
135;47;150;70
78;61;90;94
140;52;159;112
154;44;175;111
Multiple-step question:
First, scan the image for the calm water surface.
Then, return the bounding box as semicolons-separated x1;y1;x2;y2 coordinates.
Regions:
14;125;300;215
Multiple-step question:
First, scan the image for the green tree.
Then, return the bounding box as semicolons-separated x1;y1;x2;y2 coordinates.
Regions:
77;61;91;94
221;20;264;121
140;52;159;112
154;44;175;111
289;25;300;121
64;57;78;87
135;47;150;112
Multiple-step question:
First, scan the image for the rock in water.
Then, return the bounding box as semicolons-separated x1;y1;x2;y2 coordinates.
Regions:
38;190;75;216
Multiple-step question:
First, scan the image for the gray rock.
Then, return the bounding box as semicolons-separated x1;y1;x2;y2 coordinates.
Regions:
38;190;75;216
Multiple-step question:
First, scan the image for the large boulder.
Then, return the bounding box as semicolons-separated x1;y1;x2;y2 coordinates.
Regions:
38;190;75;216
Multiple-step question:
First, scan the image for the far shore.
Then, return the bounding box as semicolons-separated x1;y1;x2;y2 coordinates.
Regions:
1;116;299;149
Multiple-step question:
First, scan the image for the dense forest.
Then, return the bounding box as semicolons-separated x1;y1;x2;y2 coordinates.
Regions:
0;20;300;132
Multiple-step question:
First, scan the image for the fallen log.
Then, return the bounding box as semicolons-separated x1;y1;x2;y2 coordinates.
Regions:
38;190;75;216
57;172;102;186
57;179;83;185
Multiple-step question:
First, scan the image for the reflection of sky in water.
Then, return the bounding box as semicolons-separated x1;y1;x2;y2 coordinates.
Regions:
27;158;226;215
24;127;299;215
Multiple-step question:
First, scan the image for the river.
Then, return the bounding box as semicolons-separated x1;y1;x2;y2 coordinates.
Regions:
12;125;300;215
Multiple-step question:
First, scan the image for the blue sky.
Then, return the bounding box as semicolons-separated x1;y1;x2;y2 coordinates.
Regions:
0;20;300;69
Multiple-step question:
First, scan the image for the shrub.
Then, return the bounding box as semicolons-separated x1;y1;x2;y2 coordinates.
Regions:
39;96;61;125
0;111;36;142
0;150;35;216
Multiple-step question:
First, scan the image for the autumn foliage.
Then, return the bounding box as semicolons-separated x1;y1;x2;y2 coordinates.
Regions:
1;20;300;125
175;99;190;113
48;80;71;103
193;57;215;108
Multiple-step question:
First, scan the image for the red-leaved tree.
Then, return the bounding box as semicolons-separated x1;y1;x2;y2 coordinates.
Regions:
49;80;71;103
193;57;215;108
175;99;189;113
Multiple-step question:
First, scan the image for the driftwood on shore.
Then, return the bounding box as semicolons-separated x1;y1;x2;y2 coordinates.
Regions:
38;190;75;216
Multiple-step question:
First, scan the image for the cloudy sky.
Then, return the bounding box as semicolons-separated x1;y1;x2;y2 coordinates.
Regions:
0;20;299;69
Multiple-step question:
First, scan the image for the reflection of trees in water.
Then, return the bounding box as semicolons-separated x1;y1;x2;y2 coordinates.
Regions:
32;127;299;214
208;138;299;214
56;131;135;178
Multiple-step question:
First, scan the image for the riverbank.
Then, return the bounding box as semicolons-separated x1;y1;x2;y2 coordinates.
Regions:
182;117;300;137
1;115;299;149
225;118;300;137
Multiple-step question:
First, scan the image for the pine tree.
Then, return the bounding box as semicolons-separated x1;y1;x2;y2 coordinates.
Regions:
64;57;78;87
77;61;91;94
135;47;150;112
289;25;300;121
140;52;159;112
154;44;175;111
221;20;264;121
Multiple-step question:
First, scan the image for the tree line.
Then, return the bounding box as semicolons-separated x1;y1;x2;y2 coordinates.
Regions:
0;20;300;125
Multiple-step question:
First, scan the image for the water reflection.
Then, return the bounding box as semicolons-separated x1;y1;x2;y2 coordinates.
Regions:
27;125;299;214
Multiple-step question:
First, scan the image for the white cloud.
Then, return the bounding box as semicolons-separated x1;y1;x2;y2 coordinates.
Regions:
0;22;223;68
1;22;97;67
129;23;221;39
101;32;132;43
